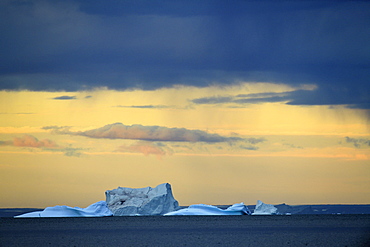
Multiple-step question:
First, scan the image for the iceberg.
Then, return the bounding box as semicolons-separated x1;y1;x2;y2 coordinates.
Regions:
164;203;251;216
13;183;278;217
15;201;113;218
105;183;179;216
252;200;278;215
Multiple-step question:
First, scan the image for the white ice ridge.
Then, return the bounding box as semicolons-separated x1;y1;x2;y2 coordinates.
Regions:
252;200;278;215
105;183;179;216
15;201;113;218
164;203;251;216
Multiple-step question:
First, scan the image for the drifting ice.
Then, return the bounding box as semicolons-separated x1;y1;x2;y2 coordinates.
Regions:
164;203;251;216
105;183;179;216
252;200;278;215
15;201;113;218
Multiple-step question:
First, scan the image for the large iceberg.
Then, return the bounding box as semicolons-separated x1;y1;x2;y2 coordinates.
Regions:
14;183;278;217
252;200;278;215
15;201;113;218
164;203;251;216
105;183;179;216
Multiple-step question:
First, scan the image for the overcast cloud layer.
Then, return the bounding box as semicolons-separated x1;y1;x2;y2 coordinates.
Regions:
0;0;369;109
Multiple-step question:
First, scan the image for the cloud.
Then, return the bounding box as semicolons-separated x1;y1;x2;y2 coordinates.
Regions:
53;122;247;143
52;96;77;100
192;96;235;105
191;87;370;110
0;134;84;157
43;123;267;156
116;141;170;158
8;135;59;148
42;125;66;130
282;143;303;149
115;105;171;109
0;140;9;146
244;138;266;145
0;1;369;109
345;137;370;148
239;145;259;151
191;90;300;106
0;126;46;134
60;147;84;157
41;146;85;157
42;126;72;135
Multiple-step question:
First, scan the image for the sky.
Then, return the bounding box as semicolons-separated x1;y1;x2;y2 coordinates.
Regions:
0;0;369;208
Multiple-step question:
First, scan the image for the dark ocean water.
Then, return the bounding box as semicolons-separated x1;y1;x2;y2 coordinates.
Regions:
1;215;370;246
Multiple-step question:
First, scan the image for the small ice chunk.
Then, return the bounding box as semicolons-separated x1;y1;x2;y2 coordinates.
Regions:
252;200;278;215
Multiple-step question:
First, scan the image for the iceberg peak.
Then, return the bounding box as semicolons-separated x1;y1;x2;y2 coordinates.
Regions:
105;183;179;216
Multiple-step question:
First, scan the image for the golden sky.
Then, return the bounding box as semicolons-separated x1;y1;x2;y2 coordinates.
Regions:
0;84;369;208
1;1;370;210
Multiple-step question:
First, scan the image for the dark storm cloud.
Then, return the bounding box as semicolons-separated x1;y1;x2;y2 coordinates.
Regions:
192;96;235;105
0;0;369;108
192;91;293;105
192;87;370;109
